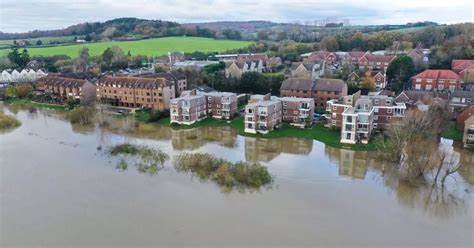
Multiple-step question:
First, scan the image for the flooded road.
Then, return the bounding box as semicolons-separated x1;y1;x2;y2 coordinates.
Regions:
1;106;473;247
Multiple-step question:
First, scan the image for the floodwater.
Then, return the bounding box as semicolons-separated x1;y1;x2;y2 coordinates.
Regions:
1;105;473;248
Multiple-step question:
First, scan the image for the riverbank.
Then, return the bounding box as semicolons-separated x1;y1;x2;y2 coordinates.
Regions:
5;99;66;110
155;116;378;151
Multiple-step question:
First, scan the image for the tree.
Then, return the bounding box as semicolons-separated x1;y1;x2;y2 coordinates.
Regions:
5;85;17;99
102;47;114;65
320;36;339;51
15;83;33;98
386;55;415;93
84;34;92;42
360;77;376;92
73;47;89;72
36;40;43;46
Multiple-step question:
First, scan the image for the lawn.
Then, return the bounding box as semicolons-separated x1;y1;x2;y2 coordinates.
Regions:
152;115;377;151
0;37;252;58
441;121;464;141
0;35;80;49
5;99;66;110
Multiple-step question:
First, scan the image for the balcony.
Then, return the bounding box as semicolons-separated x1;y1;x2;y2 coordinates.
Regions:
468;129;474;135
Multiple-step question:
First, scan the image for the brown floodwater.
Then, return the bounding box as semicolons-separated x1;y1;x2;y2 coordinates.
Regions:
1;105;473;247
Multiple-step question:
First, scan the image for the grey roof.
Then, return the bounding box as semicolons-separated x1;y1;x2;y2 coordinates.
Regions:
313;78;346;92
280;78;313;91
451;91;474;98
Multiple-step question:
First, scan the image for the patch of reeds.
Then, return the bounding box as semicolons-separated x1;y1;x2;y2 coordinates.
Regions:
0;112;21;130
107;143;169;175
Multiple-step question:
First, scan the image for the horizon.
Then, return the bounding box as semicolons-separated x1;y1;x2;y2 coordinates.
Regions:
1;0;473;33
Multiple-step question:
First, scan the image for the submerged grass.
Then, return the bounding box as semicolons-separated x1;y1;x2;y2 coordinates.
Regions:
174;152;273;192
107;143;169;175
0;112;21;130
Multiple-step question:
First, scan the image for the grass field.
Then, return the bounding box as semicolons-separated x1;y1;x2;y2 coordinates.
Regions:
387;26;427;33
0;37;252;58
0;35;80;49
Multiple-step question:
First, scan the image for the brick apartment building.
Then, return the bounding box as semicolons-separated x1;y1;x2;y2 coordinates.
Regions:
280;78;348;109
244;94;282;134
411;70;461;91
204;92;238;119
36;75;96;104
280;97;315;127
96;76;175;110
170;92;207;125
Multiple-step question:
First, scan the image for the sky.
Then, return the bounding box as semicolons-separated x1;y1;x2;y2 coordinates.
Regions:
0;0;473;33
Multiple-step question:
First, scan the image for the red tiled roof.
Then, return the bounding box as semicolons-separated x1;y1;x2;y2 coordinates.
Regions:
97;76;168;89
364;55;395;63
37;76;87;88
413;70;459;80
452;59;474;72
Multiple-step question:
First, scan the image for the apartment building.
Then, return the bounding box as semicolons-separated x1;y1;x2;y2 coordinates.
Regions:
155;71;187;97
244;94;282;134
463;115;474;149
371;95;407;130
280;97;314;128
170;93;207;125
96;76;175;110
341;96;375;144
36;75;96;104
326;91;362;128
411;70;461;91
204;92;238;119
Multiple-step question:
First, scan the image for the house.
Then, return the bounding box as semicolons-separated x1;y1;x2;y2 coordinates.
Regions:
341;96;375;144
244;94;282;134
237;53;268;62
204;92;238;119
395;90;448;111
168;52;185;64
343;51;370;66
456;106;474;131
280;78;348;109
170;92;207;125
358;54;395;72
312;78;348;109
290;62;317;79
96;76;175;110
326;91;362;128
407;48;428;66
411;70;461;91
363;71;387;89
304;52;337;64
225;60;264;78
280;97;314;128
347;71;360;84
462;115;474;149
266;56;283;71
459;65;474;90
36;76;96;104
452;59;474;74
1;69;47;83
449;91;474;114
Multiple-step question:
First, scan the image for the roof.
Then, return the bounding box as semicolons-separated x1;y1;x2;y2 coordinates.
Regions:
97;76;169;88
37;76;88;88
347;52;368;58
291;62;314;71
279;96;313;103
364;54;395;63
204;91;236;97
413;70;459;80
452;60;474;72
313;78;346;92
280;78;313;91
451;91;474;98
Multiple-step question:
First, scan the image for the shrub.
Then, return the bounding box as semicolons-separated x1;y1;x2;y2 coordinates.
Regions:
15;83;33;98
67;106;96;125
107;143;169;175
0;112;21;130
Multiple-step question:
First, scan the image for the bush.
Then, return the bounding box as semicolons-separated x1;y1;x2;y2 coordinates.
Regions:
67;106;96;125
15;83;33;98
107;143;169;175
0;112;21;130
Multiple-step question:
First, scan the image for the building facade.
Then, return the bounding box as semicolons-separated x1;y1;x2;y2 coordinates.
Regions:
280;97;314;128
411;70;461;91
204;92;238;119
36;76;96;104
244;94;282;134
170;93;207;125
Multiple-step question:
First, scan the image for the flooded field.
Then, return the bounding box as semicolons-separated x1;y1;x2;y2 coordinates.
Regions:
1;106;473;247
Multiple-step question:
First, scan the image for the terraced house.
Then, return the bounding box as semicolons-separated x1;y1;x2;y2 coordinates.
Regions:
225;60;264;78
244;94;282;134
170;92;207;125
96;76;175;110
411;69;461;91
36;75;96;104
358;54;395;72
204;92;238;119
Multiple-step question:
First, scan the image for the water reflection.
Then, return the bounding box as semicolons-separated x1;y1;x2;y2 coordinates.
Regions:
325;146;376;179
171;126;237;150
245;137;313;162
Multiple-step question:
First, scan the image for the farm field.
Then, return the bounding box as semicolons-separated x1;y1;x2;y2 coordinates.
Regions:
0;37;252;58
0;35;80;49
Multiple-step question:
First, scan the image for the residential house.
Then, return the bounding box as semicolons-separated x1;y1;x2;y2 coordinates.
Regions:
244;94;282;134
225;60;264;78
347;71;360;84
280;97;314;128
462;115;474;149
290;62;317;79
358;54;395;72
96;76;175;110
36;76;96;104
237;53;268;62
364;71;387;89
411;70;461;91
168;51;185;64
170;92;207;125
452;59;474;74
304;52;337;64
456;106;474;131
343;51;370;66
280;78;348;109
204;92;238;119
449;91;474;114
395;90;448;111
459;65;474;91
172;60;219;71
341;96;375;144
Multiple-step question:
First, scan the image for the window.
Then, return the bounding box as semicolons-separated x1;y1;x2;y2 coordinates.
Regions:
283;101;288;106
415;84;421;90
374;99;379;104
387;116;391;121
332;120;336;125
387;108;392;114
374;115;378;121
426;85;432;90
333;106;337;110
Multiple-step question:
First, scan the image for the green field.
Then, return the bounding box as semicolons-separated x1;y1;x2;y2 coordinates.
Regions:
387;26;427;33
0;35;80;49
0;37;252;58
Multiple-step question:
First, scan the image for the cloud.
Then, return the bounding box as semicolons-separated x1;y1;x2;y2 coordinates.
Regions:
0;0;472;32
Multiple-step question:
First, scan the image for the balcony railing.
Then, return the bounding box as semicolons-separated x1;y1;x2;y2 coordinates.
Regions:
468;129;474;135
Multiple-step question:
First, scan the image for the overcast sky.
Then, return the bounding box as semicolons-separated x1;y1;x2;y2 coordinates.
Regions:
1;0;473;33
